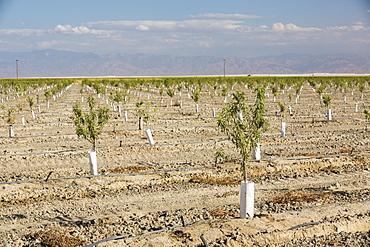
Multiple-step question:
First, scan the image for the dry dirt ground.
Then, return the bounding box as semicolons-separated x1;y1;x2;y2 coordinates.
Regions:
0;81;369;246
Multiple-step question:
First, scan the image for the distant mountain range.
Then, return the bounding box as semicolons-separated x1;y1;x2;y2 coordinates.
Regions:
0;49;369;78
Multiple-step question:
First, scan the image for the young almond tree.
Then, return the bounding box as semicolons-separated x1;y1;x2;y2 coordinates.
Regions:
5;107;17;138
135;101;157;130
109;90;124;117
322;94;331;108
218;88;268;218
166;87;175;106
5;108;17;125
191;87;201;113
44;90;52;109
26;95;34;110
191;87;201;104
26;95;35;119
72;96;110;151
218;87;269;182
364;110;370;129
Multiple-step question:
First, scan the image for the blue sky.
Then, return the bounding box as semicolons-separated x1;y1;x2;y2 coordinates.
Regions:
0;0;370;57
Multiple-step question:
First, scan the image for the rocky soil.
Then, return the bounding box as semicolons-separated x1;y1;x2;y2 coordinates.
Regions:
0;81;369;246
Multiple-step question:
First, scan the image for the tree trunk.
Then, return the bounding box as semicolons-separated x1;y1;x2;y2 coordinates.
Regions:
139;117;143;130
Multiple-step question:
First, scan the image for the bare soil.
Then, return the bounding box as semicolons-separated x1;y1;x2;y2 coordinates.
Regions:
0;82;369;246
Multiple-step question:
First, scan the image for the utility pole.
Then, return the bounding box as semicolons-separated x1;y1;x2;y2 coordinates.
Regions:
223;58;226;77
16;59;19;79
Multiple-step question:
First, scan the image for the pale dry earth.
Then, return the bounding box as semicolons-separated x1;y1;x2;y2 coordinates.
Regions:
0;81;369;246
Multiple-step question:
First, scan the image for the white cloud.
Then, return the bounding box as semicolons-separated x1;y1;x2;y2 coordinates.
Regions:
136;25;150;31
271;23;321;32
351;38;370;43
54;25;71;32
188;13;263;19
1;15;370;57
36;40;61;49
327;23;370;32
35;40;92;50
164;38;180;43
52;24;113;36
327;25;349;31
0;29;46;36
235;23;322;33
271;23;285;31
350;22;364;31
86;20;176;31
86;19;243;32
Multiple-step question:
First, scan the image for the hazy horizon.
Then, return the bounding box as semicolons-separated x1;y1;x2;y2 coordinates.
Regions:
1;0;370;58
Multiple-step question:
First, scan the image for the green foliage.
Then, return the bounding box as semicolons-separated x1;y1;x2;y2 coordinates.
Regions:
191;87;201;103
135;101;157;126
159;88;164;96
271;85;279;97
364;110;370;122
308;79;316;89
215;149;226;164
322;94;331;108
26;96;34;109
72;96;110;151
218;88;269;182
94;84;106;95
177;84;183;93
16;102;25;111
44;90;52;101
163;78;173;88
166;88;175;98
294;80;304;96
316;85;325;96
110;90;124;103
220;85;229;97
277;101;286;113
5;108;17;125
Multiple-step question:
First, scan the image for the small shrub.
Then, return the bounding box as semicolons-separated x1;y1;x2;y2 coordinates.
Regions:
72;96;110;151
322;94;331;108
277;101;286;113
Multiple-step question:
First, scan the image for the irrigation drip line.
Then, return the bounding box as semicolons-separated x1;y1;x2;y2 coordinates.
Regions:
1;149;369;186
0;139;229;157
282;117;366;124
98;162;225;179
0;106;366;128
1;115;367;140
151;125;216;131
0;122;366;150
85;218;214;247
17;121;72;127
0;124;218;139
0;127;367;157
0;121;72;128
280;129;366;139
262;150;370;161
1;132;76;139
287;221;322;231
